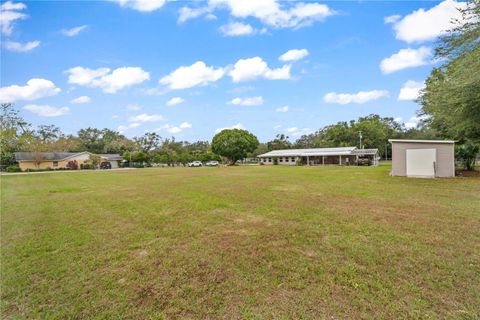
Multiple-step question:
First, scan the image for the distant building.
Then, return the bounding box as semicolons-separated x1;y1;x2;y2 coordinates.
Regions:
14;152;123;171
257;147;379;166
388;139;455;178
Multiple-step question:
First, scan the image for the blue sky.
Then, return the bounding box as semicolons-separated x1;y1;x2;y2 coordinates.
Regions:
0;0;467;142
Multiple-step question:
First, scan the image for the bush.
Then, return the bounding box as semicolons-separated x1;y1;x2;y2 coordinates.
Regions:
455;142;479;171
6;165;21;172
80;163;94;170
24;168;51;172
66;160;79;170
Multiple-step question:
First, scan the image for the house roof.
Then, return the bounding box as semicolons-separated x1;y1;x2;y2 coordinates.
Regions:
14;152;123;162
388;139;455;144
258;147;359;157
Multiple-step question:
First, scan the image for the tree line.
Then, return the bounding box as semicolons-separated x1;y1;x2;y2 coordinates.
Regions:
0;102;440;167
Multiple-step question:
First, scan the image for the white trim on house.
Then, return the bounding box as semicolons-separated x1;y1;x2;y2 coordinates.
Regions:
257;147;357;158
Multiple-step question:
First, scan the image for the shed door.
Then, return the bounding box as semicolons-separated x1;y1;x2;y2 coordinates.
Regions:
406;149;436;178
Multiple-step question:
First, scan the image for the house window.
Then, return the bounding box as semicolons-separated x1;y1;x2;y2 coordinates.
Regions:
285;157;289;162
291;157;295;162
279;157;283;162
53;161;58;168
268;158;272;162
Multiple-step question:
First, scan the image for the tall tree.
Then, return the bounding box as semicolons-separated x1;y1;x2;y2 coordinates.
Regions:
77;127;104;153
134;132;162;152
37;125;61;143
267;134;292;151
0;103;32;165
211;129;259;165
419;0;480;142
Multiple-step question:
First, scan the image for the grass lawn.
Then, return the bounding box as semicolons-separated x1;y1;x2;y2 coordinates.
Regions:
1;164;479;319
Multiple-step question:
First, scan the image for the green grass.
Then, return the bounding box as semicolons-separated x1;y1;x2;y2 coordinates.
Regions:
1;164;479;319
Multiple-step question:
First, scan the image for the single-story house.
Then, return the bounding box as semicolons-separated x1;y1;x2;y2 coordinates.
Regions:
258;147;379;166
388;139;455;178
14;152;123;171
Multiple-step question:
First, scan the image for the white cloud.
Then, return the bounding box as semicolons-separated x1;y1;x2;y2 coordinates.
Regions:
0;1;27;36
323;90;389;104
141;87;168;96
276;105;289;112
1;1;25;10
219;22;266;36
23;104;69;117
215;122;245;134
126;104;141;110
156;121;192;134
285;126;313;137
128;113;163;123
61;25;88;37
279;49;309;62
398;80;425;101
113;0;166;12
384;14;401;24
230;96;264;106
160;61;225;90
404;115;429;129
207;0;335;29
229;56;291;82
117;122;140;133
179;122;192;129
66;66;150;93
71;96;91;104
166;97;185;106
3;40;39;52
388;0;469;43
0;78;61;103
66;66;110;85
380;47;432;74
178;6;209;23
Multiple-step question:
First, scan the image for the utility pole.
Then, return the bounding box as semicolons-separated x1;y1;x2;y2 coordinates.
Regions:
358;131;363;149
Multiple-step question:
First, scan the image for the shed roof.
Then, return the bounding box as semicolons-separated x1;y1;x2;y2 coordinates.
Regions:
258;147;358;157
388;139;455;144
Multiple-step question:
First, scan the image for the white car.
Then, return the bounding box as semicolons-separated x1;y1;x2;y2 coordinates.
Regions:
205;161;219;166
187;161;203;167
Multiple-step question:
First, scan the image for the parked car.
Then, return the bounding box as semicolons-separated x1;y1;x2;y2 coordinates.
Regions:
187;161;203;167
356;158;371;166
205;161;219;166
100;162;112;169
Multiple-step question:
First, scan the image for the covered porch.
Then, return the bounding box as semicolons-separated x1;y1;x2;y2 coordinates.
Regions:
300;155;357;166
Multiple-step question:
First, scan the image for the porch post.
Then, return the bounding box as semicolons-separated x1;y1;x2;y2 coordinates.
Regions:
307;155;309;166
339;155;342;165
322;156;324;165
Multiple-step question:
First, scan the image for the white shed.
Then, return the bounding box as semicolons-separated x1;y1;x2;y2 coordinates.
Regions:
389;139;455;178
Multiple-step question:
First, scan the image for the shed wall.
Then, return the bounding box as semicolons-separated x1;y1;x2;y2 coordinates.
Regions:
391;142;454;177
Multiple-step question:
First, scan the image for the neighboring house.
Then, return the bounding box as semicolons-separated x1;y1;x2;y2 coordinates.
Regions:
258;147;379;166
389;139;455;178
14;152;123;171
